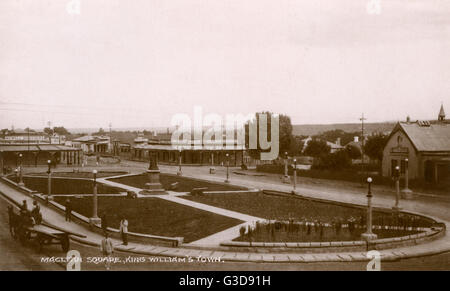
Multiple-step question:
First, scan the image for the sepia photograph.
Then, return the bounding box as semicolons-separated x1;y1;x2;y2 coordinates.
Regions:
0;0;449;277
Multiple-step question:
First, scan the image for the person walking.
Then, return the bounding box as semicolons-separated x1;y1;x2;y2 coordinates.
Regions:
20;200;28;216
65;199;72;222
119;217;128;246
31;200;42;225
100;232;114;270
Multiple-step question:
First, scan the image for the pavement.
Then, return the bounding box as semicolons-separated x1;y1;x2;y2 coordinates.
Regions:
1;162;449;263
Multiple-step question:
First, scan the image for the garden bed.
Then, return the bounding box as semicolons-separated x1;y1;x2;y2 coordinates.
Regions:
182;191;434;242
26;171;127;178
109;173;248;192
53;196;243;243
182;191;432;225
9;176;123;194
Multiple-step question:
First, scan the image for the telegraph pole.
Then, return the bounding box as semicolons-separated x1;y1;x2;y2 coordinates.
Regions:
360;113;367;179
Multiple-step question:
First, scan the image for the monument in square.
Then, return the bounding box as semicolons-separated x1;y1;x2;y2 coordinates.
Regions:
140;152;167;195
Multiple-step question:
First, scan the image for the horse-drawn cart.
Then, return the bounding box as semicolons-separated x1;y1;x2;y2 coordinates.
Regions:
8;207;86;252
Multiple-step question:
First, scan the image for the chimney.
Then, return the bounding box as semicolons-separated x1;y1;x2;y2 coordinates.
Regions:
406;116;411;123
336;138;341;146
354;136;359;143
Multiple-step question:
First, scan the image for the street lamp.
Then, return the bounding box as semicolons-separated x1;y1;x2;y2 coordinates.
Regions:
89;169;101;225
361;177;377;241
47;160;52;195
402;158;412;198
392;166;401;211
282;152;290;184
293;158;297;193
18;153;24;186
224;153;230;183
177;148;183;176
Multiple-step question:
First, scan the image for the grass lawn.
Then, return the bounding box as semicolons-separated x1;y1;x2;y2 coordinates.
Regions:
182;192;434;227
109;173;247;192
53;196;243;243
10;176;123;194
26;171;127;178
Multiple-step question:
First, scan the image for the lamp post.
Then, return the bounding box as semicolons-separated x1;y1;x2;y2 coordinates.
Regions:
47;160;52;195
18;153;24;186
89;169;101;225
293;158;297;193
392;166;401;211
361;177;377;241
210;151;216;174
282;151;290;183
177;148;183;176
401;158;413;198
225;153;230;183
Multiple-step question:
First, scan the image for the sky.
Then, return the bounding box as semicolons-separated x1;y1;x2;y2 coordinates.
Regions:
0;0;449;130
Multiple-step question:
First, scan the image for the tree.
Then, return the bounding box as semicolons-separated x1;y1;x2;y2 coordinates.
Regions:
289;136;304;157
98;128;105;135
0;128;8;137
345;144;361;159
53;126;70;135
43;127;54;135
304;139;331;158
245;112;295;160
364;133;388;162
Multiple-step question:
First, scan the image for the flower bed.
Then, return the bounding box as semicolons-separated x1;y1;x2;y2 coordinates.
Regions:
9;176;123;194
53;196;243;243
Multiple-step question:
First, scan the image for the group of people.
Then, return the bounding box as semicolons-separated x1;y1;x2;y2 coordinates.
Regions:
19;199;42;226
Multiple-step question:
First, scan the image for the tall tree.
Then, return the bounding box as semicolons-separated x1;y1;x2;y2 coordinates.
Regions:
53;126;70;135
245;112;295;160
43;127;54;135
304;139;331;158
364;133;388;162
345;144;362;159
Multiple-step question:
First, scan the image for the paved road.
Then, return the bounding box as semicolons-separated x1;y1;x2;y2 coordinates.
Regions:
1;188;450;271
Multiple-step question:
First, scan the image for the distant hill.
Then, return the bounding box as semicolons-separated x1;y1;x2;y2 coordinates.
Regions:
292;122;396;137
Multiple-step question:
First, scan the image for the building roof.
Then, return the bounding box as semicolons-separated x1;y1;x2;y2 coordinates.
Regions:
395;122;450;152
326;141;344;150
72;135;109;143
0;145;80;152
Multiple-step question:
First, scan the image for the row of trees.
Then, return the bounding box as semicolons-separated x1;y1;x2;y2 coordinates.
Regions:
43;126;70;136
245;111;389;166
305;134;388;170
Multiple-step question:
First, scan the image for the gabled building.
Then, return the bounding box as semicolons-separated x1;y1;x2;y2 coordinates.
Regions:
381;105;450;185
71;135;111;154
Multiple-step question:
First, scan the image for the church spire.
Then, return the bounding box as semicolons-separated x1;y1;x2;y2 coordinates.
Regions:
438;103;445;121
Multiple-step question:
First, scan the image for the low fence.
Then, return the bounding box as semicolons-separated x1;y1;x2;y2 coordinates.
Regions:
219;226;445;253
